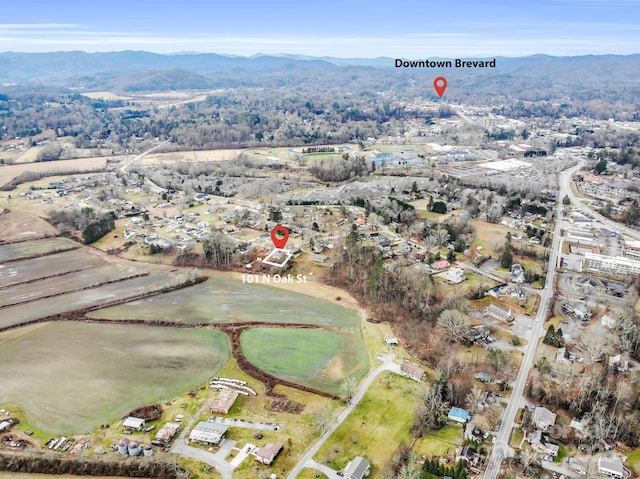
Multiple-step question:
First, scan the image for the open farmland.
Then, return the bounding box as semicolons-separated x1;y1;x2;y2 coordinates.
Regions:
0;321;229;434
89;274;362;329
0;210;58;242
0;271;179;330
0;237;79;263
0;157;110;189
0;249;105;288
0;263;145;308
240;328;369;395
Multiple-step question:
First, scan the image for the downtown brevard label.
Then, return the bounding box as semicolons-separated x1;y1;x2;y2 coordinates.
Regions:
395;58;496;68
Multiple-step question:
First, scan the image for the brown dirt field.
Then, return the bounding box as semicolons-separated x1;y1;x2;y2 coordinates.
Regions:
138;148;245;165
0;157;111;188
0;210;57;242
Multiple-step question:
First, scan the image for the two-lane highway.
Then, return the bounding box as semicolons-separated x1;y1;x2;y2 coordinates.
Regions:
484;161;578;478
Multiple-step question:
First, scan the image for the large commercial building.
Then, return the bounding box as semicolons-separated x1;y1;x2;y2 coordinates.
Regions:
583;252;640;276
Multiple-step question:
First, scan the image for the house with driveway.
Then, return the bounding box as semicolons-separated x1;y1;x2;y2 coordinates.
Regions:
344;456;371;479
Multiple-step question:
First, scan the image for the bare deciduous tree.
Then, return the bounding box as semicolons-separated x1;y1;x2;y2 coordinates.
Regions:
437;309;469;343
465;385;485;414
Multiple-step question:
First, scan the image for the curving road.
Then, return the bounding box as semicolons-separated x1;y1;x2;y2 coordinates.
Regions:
286;354;400;479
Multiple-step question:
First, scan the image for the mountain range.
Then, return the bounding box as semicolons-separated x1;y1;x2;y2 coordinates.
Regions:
1;51;639;101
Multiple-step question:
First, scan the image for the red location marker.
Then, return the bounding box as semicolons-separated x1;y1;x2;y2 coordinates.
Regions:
433;76;447;97
270;225;290;249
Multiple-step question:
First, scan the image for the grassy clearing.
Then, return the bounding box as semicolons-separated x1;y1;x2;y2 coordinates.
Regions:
0;322;229;434
178;457;224;479
89;274;361;329
298;469;328;479
413;425;463;459
626;447;640;475
510;427;524;447
314;371;420;474
241;328;369;394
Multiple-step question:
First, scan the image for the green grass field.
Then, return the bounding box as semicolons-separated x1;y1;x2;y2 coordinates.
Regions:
315;371;420;473
240;328;369;394
297;470;328;479
413;424;463;459
89;274;361;329
0;322;229;434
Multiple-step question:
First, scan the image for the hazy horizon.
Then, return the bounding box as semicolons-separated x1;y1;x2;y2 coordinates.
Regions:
2;0;639;58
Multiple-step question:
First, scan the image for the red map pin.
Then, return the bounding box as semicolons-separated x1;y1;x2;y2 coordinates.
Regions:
433;76;447;97
270;225;290;249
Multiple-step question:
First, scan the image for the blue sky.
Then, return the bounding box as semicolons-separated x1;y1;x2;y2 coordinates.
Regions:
1;0;639;57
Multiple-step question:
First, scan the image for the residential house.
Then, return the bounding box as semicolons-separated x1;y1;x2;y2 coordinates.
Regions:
469;325;490;342
344;456;371;479
464;423;486;442
527;430;559;457
598;454;625;479
456;445;482;471
255;442;283;465
401;361;426;381
555;347;571;365
533;406;556;430
445;267;466;284
475;372;492;383
188;422;228;446
384;338;399;347
511;264;525;283
608;354;629;372
432;260;451;271
123;417;146;431
448;407;471;424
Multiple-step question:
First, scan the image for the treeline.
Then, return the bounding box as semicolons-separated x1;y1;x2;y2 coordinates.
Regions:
302;146;336;153
0;451;190;478
0;167;105;191
309;155;369;182
48;207;116;244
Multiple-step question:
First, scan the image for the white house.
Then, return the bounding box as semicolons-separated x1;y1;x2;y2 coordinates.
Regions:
533;406;556;430
445;268;466;285
344;456;371;479
598;454;625;479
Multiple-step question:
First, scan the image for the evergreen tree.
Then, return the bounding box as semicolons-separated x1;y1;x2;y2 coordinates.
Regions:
500;242;513;269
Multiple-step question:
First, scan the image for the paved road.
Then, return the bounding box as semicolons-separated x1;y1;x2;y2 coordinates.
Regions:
119;140;169;175
286;354;399;479
484;161;575;479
